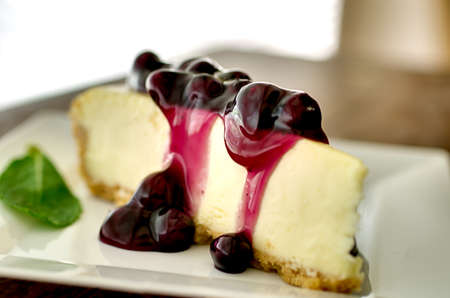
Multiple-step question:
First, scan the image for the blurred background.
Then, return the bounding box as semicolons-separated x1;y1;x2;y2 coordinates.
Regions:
0;0;449;149
0;1;449;297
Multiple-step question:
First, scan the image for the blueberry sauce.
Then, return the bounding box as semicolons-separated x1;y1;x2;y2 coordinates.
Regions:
100;154;192;251
100;52;330;259
149;206;195;252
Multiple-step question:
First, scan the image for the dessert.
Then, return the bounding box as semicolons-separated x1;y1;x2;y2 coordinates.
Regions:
70;52;367;293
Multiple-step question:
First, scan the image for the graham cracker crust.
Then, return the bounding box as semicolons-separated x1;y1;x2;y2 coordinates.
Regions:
194;223;362;293
254;249;362;293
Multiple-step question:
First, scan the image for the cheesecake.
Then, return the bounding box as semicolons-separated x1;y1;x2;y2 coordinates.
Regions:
70;52;367;293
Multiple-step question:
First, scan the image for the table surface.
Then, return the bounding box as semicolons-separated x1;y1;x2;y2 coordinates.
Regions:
0;50;449;297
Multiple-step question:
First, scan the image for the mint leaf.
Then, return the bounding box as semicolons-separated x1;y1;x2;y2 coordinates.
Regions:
0;146;82;227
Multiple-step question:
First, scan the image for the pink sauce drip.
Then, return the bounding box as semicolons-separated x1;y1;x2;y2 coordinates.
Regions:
224;115;302;240
162;106;218;215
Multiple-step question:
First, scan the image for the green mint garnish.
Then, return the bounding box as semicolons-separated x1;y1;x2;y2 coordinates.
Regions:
0;146;82;227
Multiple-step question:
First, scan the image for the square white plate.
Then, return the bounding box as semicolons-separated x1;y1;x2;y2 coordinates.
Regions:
0;111;448;298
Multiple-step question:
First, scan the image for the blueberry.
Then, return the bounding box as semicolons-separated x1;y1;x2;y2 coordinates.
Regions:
228;82;328;143
132;171;185;212
149;207;195;252
232;83;284;134
128;51;170;92
276;92;328;143
147;70;191;108
184;58;221;74
134;51;166;71
210;233;253;273
277;93;322;130
183;75;225;106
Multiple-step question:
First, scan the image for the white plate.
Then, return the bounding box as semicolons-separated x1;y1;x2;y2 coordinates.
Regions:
0;111;448;298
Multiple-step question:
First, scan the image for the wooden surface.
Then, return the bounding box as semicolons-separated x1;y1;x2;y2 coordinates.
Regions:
0;51;448;297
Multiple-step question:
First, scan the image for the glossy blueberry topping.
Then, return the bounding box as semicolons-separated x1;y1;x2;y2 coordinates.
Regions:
100;156;193;252
128;51;170;92
149;207;194;252
148;69;251;113
210;233;253;273
228;83;328;141
99;201;157;251
133;169;187;213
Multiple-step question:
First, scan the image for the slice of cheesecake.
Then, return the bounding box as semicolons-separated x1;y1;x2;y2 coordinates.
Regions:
70;83;366;292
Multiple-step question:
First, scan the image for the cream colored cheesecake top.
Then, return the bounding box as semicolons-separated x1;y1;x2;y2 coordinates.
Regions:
253;139;366;279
